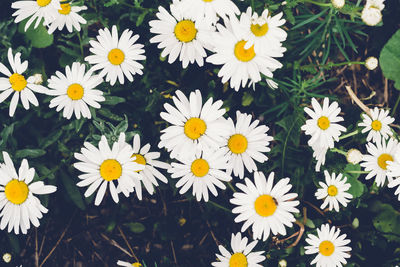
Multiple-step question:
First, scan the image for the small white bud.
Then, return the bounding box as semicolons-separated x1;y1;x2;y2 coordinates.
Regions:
2;253;11;263
346;149;363;164
278;259;288;267
332;0;345;9
361;6;382;26
31;73;43;85
281;1;287;5
365;56;378;70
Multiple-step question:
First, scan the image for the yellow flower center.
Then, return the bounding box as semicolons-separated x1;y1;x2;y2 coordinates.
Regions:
174;20;197;43
108;48;125;65
371;120;382;131
234;40;255;62
132;263;142;267
203;0;213;2
9;73;27;92
317;116;330;130
191;159;209;177
36;0;51;7
5;179;29;205
319;240;335;256
132;154;146;172
327;185;338;196
228;134;248;154
100;159;122;181
250;23;269;37
229;252;248;267
377;153;393;170
184;118;207;140
254;194;277;217
67;83;84;100
58;3;71;15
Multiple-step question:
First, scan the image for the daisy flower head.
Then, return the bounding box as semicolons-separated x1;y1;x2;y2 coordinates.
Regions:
305;224;351;267
211;232;266;267
315;171;353;212
85;25;146;86
128;134;170;195
361;5;382;26
0;151;57;235
149;1;214;68
0;48;47;117
206;16;283;91
301;97;346;149
158;89;229;160
230;171;300;241
237;7;287;54
168;148;231;202
360;137;399;187
358;107;394;143
180;0;240;25
224;111;273;179
47;2;87;34
47;62;105;120
11;0;60;31
73;133;144;206
117;261;142;267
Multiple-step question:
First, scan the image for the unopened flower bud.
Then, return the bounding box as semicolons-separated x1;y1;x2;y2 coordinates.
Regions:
278;259;287;267
2;253;11;263
31;73;43;85
365;56;378;70
332;0;345;9
346;149;363;164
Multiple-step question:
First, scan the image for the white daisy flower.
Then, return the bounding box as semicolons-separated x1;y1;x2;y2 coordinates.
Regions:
47;2;87;34
11;0;60;31
0;48;47;117
361;6;382;26
46;62;105;120
224;111;273;179
301;97;346;149
158;89;229;160
237;7;287;54
0;152;57;235
206;16;283;91
230;171;300;241
211;232;265;267
315;171;353;212
360;138;399;187
305;224;351;267
168;148;231;202
358;107;394;143
117;261;142;267
84;25;146;86
149;1;214;68
180;0;240;25
128;134;170;195
73;133;144;206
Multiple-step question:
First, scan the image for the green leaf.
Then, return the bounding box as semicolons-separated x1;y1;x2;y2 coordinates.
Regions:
61;172;86;210
343;164;365;198
18;19;53;48
15;149;46;159
103;96;126;105
125;222;146;233
136;11;148;27
372;201;400;240
241;92;254;107
380;29;400;90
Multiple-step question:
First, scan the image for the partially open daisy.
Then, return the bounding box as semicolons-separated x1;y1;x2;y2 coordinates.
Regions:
180;0;240;25
74;133;144;206
47;2;87;34
149;2;214;68
305;224;351;267
237;7;287;54
85;25;146;86
224;111;273;179
117;261;142;267
315;171;353;212
159;89;229;160
301;97;346;149
0;48;47;117
168;148;231;202
358;107;394;143
128;134;170;195
0;152;57;235
230;171;299;241
360;138;399;187
207;17;283;91
11;0;60;31
211;232;266;267
47;62;105;120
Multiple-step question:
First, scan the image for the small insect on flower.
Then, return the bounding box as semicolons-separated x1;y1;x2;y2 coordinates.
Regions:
305;224;351;267
358;107;394;143
0;48;48;117
211;232;266;267
85;25;146;86
47;2;87;34
230;171;299;241
315;171;353;212
0;152;57;235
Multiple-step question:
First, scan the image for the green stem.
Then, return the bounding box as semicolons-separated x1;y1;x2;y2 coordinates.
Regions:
228;182;236;193
208;200;231;213
391;94;400;116
251;0;255;10
339;130;359;140
303;0;332;7
346;171;369;174
330;147;347;156
77;31;84;58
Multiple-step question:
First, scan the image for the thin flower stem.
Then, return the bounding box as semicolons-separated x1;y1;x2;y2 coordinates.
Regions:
77;31;84;58
227;181;236;193
330;147;347;156
303;0;332;7
208;200;231;213
339;130;359;140
391;94;400;116
346;170;369;174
